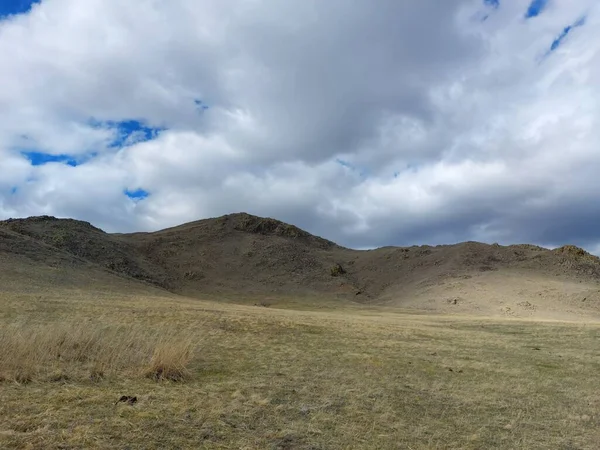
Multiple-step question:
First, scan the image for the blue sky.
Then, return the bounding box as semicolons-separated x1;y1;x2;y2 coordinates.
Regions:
105;119;165;148
550;16;586;52
124;188;150;201
0;0;599;252
525;0;549;18
21;152;78;167
0;0;39;18
335;158;369;178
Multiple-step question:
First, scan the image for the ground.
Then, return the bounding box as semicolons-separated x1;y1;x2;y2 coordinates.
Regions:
1;290;600;449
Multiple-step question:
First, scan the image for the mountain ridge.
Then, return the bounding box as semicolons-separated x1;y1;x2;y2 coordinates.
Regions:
2;212;600;318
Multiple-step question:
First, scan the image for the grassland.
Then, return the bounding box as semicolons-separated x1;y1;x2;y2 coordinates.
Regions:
1;290;600;449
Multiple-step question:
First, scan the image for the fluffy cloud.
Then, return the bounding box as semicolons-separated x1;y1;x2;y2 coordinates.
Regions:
1;0;599;251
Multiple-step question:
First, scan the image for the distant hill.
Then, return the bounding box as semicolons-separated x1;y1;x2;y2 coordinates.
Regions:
2;212;600;318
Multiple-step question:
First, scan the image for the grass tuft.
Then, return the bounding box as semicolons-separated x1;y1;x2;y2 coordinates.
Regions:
145;340;194;381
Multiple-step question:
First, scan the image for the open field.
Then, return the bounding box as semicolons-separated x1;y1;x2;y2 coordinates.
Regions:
2;290;600;449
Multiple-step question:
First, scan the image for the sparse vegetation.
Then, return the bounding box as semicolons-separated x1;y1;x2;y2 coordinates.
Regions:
4;214;600;448
555;244;591;258
254;300;271;307
330;263;346;277
2;290;600;449
4;213;600;303
232;213;333;245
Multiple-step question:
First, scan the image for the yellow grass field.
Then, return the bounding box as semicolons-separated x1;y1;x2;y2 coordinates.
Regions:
2;289;600;449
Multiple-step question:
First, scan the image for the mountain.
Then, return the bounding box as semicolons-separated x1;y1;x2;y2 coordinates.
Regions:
2;212;600;318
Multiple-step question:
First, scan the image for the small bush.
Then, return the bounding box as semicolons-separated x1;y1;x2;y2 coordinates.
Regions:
555;245;588;257
330;264;346;277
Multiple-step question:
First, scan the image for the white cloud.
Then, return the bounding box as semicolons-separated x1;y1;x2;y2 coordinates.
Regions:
1;0;600;251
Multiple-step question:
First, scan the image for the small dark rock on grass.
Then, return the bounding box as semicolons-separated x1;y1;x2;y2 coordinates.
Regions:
115;395;137;405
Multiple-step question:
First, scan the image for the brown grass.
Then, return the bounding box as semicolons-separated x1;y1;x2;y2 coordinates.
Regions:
145;339;194;381
2;289;600;449
0;320;196;383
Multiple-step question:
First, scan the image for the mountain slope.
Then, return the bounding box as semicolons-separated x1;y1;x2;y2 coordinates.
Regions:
0;216;171;285
0;223;163;296
2;212;600;318
123;213;353;297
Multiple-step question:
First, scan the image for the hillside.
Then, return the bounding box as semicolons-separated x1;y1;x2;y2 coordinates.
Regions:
2;212;600;318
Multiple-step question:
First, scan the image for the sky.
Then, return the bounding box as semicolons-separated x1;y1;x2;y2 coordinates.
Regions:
0;0;599;252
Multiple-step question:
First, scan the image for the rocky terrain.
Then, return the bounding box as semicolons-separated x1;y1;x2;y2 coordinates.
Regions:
2;212;600;318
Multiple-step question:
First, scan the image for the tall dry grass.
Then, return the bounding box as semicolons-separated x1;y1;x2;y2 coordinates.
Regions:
145;340;194;381
0;320;197;383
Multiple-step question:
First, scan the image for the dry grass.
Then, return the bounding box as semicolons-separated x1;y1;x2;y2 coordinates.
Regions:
2;289;600;449
145;339;194;381
0;319;197;384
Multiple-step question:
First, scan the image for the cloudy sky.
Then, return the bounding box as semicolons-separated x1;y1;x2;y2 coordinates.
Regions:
0;0;598;251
